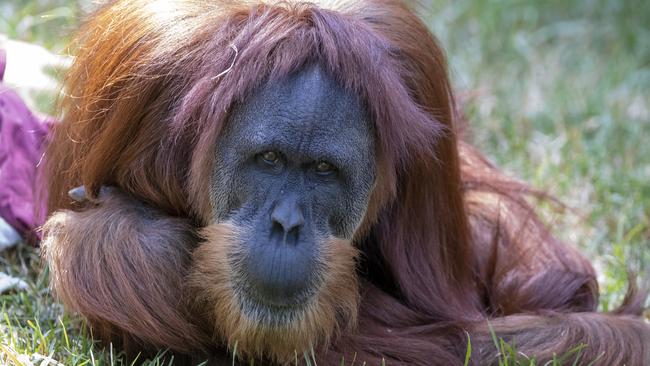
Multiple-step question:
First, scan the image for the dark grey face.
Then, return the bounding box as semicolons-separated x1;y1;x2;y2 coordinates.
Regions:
210;64;375;311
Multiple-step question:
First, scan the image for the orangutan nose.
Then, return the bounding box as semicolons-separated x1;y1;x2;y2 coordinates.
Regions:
270;195;305;243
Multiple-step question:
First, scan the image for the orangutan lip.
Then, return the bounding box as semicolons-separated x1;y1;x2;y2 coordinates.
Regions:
237;282;315;309
236;287;313;325
229;252;323;310
228;274;324;325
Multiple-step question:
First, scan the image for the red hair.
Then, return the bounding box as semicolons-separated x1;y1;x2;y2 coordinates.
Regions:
43;1;649;364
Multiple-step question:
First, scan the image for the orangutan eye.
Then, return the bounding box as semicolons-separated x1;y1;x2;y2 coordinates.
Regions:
314;161;336;176
260;151;280;165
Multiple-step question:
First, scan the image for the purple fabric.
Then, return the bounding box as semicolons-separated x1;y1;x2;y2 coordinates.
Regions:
0;51;53;243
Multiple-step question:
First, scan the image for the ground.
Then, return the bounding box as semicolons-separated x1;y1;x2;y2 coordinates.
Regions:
1;0;648;365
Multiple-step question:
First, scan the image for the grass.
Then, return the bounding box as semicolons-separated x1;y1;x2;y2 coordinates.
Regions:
1;0;649;365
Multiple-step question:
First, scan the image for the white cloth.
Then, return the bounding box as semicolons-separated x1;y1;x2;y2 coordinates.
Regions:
0;272;28;293
0;216;21;251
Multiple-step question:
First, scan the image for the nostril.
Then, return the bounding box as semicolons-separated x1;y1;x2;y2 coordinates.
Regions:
271;218;301;245
271;220;285;236
271;202;305;233
271;206;303;245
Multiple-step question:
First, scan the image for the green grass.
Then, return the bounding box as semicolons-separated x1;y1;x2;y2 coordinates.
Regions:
0;0;79;53
1;0;649;365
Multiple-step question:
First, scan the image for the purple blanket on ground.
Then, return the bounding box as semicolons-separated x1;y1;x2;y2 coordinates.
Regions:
0;48;52;243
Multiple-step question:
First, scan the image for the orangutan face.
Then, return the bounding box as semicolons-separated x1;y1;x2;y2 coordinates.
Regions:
187;63;375;359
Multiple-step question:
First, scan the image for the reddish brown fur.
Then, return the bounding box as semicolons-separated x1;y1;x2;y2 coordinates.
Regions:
42;192;208;354
42;0;649;364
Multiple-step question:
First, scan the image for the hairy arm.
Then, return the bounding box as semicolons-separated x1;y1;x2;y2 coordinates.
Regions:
42;188;209;355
